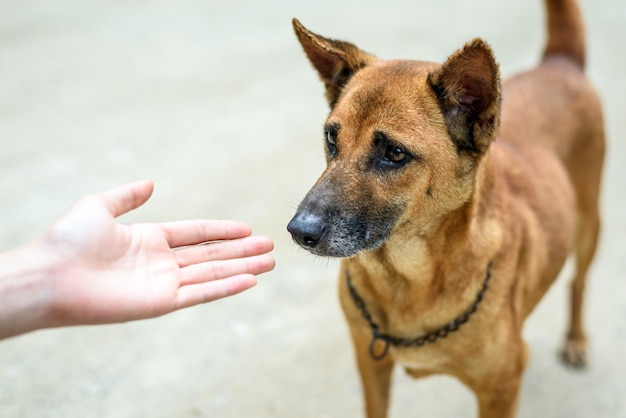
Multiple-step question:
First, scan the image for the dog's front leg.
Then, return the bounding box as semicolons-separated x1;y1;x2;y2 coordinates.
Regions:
349;327;395;418
475;376;522;418
466;337;529;418
473;341;528;418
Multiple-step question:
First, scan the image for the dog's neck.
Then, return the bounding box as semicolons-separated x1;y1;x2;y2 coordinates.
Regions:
350;154;501;313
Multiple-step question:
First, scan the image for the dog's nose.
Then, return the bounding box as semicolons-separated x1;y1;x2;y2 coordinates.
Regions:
287;213;326;248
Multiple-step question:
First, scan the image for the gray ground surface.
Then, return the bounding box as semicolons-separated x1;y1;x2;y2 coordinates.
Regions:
1;1;624;417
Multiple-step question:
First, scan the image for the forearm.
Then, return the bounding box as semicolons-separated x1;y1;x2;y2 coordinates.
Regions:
0;242;57;340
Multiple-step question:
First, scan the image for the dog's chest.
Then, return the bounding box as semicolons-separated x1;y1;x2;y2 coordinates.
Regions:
390;345;455;376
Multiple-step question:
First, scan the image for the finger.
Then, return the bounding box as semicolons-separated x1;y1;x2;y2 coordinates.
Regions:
175;235;274;268
180;253;275;286
98;180;154;218
160;220;252;248
175;274;258;309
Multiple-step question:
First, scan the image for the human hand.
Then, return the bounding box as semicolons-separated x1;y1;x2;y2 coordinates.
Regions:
0;180;274;338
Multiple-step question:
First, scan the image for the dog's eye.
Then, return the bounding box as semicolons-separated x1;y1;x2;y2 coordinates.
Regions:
373;132;413;171
326;128;337;147
324;125;338;157
384;145;407;164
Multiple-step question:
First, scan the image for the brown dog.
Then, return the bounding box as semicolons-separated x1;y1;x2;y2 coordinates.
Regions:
287;0;604;417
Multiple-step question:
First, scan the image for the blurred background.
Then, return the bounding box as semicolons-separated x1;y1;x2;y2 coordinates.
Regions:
1;0;624;416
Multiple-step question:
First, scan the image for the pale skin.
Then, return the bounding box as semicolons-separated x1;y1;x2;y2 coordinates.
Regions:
0;180;275;340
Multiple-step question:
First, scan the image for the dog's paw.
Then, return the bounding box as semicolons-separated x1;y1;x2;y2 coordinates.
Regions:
560;338;588;369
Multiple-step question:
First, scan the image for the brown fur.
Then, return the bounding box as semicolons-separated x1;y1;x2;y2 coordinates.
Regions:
287;0;605;416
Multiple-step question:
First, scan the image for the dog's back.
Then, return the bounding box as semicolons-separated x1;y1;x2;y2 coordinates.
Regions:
496;0;604;366
500;0;604;163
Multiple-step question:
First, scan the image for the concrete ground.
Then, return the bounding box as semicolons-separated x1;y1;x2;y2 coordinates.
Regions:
1;0;625;417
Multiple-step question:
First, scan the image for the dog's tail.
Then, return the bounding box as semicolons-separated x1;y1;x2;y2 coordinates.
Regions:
542;0;586;69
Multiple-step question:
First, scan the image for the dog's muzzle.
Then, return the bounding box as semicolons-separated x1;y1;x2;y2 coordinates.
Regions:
287;207;391;258
287;179;401;257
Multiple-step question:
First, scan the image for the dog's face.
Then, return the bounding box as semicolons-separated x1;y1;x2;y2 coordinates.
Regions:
287;19;501;258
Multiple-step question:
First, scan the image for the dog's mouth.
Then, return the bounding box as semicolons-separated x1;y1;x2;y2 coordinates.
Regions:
287;208;395;258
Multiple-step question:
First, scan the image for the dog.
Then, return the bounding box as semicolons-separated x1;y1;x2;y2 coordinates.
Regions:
287;0;605;416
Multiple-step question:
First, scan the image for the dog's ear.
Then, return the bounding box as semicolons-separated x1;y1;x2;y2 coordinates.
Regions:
428;39;501;155
292;18;376;107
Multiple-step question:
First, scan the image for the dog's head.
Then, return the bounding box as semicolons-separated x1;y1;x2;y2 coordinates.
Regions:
287;19;501;258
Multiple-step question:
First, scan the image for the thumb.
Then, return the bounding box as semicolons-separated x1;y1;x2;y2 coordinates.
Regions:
99;180;155;218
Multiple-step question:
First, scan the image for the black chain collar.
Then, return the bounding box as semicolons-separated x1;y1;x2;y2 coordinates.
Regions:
346;262;493;360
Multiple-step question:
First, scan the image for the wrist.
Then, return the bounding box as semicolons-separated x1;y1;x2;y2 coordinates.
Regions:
0;241;59;340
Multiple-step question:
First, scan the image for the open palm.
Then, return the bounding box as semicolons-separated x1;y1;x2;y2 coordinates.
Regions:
39;180;275;327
